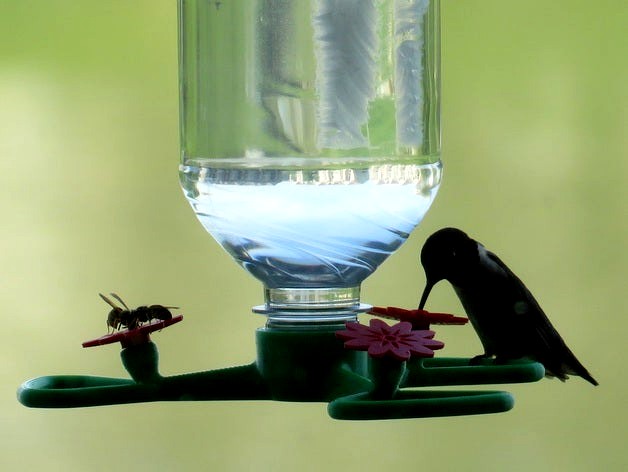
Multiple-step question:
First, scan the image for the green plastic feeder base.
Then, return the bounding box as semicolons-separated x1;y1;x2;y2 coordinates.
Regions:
17;325;544;419
328;390;515;420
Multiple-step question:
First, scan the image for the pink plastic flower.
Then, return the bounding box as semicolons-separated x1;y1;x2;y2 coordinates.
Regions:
336;319;444;361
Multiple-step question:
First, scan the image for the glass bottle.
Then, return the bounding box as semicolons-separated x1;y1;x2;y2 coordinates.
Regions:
178;0;442;326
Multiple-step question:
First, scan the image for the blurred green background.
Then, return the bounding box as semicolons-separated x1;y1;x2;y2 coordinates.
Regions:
1;1;626;471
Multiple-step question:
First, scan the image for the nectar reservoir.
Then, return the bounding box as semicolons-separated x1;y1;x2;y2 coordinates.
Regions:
178;0;442;325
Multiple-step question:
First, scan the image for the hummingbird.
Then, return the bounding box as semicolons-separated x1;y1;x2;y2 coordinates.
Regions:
418;227;598;386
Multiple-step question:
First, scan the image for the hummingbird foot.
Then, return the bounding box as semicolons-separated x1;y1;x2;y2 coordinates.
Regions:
469;353;493;366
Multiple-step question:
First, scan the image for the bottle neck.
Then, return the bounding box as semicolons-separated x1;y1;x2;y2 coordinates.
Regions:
252;286;370;328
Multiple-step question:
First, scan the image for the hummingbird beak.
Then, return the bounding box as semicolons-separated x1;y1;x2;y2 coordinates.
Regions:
418;279;436;310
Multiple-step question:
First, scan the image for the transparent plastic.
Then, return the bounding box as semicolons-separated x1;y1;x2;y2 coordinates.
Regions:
178;0;442;323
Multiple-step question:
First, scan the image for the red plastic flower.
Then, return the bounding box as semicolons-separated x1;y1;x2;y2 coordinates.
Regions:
336;319;444;361
82;315;183;349
369;306;468;330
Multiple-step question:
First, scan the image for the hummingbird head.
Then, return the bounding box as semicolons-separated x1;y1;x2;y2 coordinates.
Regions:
418;227;479;309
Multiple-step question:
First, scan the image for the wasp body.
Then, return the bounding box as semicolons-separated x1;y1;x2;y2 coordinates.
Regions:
99;293;176;333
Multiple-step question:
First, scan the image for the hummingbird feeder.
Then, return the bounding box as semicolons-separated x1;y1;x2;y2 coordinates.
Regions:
18;0;544;419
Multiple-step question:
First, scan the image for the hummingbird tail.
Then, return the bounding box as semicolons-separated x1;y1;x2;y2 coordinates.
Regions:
564;350;598;386
572;366;598;386
544;355;598;386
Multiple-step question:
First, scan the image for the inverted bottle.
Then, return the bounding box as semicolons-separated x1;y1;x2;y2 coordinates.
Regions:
177;0;442;324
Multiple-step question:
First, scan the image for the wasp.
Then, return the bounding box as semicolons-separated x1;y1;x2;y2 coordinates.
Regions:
99;293;177;333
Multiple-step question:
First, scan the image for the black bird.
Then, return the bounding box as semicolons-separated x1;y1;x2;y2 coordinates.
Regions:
418;227;598;386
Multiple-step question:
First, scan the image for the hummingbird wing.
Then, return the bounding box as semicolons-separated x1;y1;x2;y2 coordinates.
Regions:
485;250;598;386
